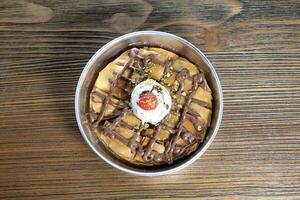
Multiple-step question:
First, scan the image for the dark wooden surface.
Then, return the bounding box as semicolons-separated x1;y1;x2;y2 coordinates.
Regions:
1;0;300;199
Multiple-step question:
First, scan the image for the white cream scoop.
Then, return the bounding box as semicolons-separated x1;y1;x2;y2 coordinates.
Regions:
130;79;172;125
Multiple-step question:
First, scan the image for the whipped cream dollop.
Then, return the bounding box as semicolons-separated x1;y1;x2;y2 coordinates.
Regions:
130;79;172;125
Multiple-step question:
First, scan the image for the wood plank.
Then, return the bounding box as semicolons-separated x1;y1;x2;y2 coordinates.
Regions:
0;0;299;199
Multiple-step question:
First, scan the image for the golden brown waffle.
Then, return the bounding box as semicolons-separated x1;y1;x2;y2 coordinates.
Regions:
88;47;212;166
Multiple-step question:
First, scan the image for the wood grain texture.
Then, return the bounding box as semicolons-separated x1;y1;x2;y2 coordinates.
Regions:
0;0;299;199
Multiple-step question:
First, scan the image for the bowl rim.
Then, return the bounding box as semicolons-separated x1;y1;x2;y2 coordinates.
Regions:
75;31;223;176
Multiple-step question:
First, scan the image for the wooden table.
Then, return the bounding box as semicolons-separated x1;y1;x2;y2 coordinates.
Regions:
1;0;299;199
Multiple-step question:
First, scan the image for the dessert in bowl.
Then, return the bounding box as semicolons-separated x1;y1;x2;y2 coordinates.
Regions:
89;47;212;166
75;31;223;175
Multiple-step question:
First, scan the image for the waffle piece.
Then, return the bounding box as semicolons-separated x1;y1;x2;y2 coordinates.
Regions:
88;47;212;166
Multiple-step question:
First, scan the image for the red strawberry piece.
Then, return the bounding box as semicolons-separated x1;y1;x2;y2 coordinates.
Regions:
138;92;158;110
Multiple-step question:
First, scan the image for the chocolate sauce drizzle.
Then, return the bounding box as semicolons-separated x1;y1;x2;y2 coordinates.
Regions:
88;47;212;165
164;73;204;161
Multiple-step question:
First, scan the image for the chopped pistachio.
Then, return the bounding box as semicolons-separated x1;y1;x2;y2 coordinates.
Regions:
181;92;187;96
166;72;171;78
153;85;162;93
144;123;149;129
177;104;182;108
172;81;179;91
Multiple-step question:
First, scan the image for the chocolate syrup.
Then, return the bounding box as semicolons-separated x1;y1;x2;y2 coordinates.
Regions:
88;47;212;165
